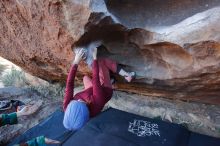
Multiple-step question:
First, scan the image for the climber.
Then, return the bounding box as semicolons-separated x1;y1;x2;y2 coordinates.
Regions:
63;47;135;130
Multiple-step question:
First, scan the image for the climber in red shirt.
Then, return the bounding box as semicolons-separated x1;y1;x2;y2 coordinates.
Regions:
63;47;135;130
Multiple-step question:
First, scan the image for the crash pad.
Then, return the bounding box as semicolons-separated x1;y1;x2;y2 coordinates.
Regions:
9;108;220;146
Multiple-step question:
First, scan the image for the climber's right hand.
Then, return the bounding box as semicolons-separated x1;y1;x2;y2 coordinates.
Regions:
73;48;85;64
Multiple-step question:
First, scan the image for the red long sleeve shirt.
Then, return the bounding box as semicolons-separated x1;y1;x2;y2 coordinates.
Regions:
63;60;113;117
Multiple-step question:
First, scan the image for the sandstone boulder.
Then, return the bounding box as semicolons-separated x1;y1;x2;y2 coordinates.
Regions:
0;0;220;104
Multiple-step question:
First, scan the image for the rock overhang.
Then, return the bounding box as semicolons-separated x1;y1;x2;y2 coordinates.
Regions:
0;0;220;104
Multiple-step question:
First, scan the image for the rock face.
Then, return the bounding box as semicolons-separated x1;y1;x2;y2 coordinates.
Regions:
0;0;220;104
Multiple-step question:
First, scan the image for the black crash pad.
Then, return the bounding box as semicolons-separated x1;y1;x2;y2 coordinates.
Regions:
9;108;220;146
63;109;190;146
